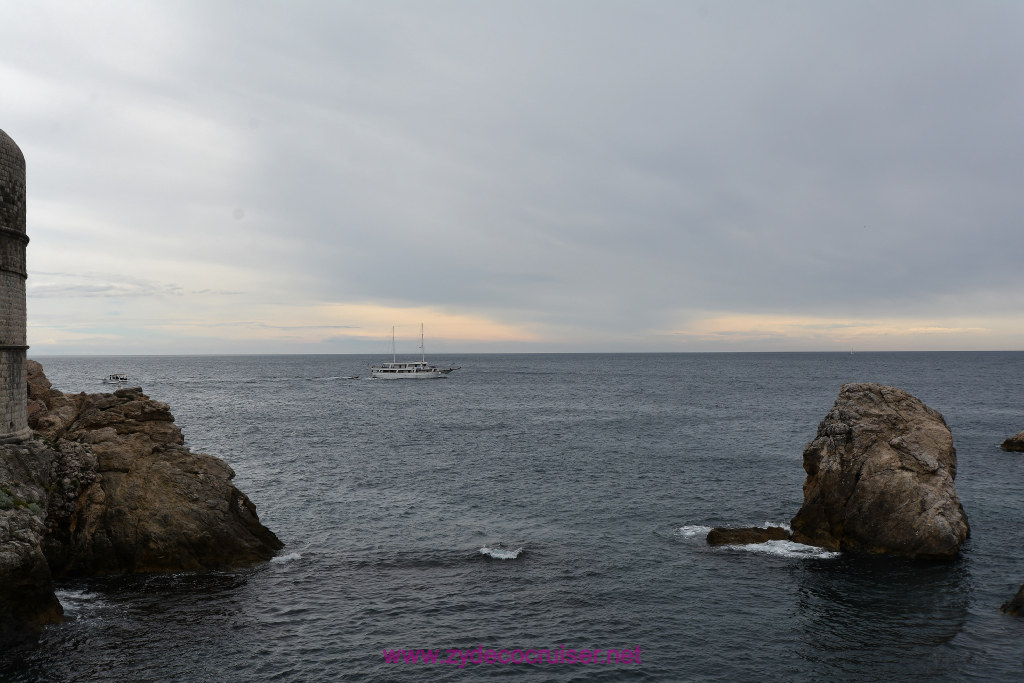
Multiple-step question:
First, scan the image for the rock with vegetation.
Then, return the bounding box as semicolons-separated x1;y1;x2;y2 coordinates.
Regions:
706;526;791;546
999;430;1024;452
790;383;969;559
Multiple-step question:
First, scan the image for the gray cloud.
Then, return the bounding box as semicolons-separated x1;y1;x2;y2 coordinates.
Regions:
28;272;183;298
6;0;1024;350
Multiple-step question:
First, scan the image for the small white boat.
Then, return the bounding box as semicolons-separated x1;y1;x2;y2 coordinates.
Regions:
102;373;129;385
370;361;458;379
370;325;459;380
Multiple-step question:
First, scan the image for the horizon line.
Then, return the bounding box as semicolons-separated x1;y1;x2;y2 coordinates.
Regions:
26;349;1024;357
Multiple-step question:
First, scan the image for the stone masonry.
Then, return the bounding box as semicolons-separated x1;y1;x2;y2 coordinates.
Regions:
0;128;31;443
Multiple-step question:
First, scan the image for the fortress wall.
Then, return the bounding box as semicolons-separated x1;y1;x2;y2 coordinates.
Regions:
0;129;31;443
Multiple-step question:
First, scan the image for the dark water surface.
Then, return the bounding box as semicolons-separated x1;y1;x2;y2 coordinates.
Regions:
3;352;1023;681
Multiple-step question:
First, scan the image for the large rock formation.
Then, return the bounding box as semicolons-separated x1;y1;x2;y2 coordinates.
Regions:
26;360;282;575
0;361;282;648
790;383;969;559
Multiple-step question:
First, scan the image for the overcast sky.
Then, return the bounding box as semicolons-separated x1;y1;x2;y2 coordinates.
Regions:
3;0;1023;354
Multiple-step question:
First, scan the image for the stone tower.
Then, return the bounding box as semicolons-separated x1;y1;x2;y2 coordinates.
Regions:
0;128;31;443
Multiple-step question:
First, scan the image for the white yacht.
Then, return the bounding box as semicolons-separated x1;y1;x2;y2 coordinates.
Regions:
102;373;129;385
370;325;459;380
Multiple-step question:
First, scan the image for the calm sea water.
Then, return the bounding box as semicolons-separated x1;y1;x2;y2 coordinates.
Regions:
2;352;1023;681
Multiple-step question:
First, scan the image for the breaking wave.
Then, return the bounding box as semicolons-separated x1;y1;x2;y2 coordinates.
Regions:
680;521;838;559
271;552;303;564
479;546;524;560
733;540;840;559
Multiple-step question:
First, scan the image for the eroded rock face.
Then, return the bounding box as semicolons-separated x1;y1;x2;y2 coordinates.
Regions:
26;360;282;576
0;440;63;649
706;526;791;546
790;383;969;559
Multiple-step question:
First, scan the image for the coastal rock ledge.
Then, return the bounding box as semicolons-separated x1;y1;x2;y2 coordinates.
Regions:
790;383;969;559
706;526;791;546
999;430;1024;452
0;361;282;648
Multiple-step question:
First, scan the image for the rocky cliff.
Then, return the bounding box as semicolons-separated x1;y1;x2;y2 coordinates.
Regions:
790;383;969;559
0;361;282;648
0;439;64;649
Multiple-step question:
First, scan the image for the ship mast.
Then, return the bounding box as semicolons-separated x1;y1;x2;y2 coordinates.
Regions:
420;323;425;363
391;326;396;363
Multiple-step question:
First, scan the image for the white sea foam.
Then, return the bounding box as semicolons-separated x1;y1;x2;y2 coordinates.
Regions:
732;539;840;559
762;521;792;531
681;521;835;559
479;546;524;560
54;588;103;618
54;588;97;603
271;552;303;564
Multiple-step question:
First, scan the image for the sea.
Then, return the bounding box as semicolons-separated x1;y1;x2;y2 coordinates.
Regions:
2;352;1023;681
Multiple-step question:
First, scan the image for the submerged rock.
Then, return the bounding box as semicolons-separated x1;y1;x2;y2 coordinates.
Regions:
1001;584;1024;616
706;526;791;546
790;383;969;559
999;430;1024;452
